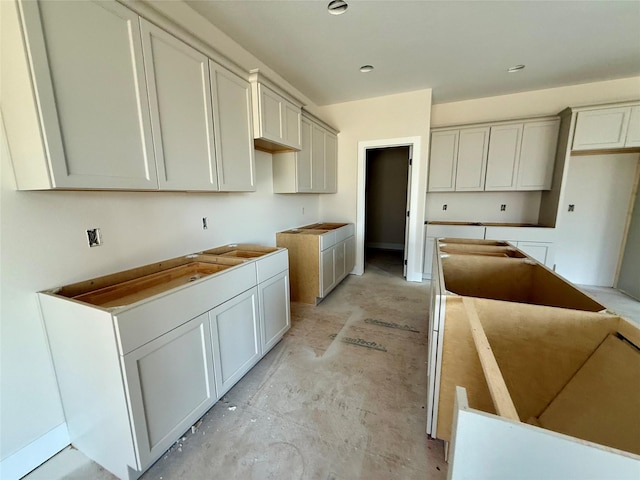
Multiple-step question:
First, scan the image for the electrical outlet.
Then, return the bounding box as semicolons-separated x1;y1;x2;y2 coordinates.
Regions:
87;228;102;247
442;204;447;211
500;204;507;212
202;217;208;230
568;204;575;212
302;207;305;215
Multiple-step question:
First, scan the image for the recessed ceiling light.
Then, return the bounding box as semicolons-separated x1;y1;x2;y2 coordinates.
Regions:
508;64;526;73
360;65;374;73
328;0;348;15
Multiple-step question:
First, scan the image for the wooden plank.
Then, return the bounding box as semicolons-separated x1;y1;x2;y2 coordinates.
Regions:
538;333;640;455
462;297;519;421
436;296;495;442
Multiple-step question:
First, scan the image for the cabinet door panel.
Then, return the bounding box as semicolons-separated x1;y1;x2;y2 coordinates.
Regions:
423;236;435;279
259;86;283;142
311;124;326;192
485;124;523;191
324;131;338;193
625;106;640;148
259;271;291;353
210;62;255;191
210;288;261;397
334;241;346;281
321;248;335;296
345;236;356;274
455;127;489;191
141;20;217;191
123;313;215;469
296;117;313;192
428;131;458;192
283;102;302;150
573;107;630;150
25;0;157;189
517;119;560;190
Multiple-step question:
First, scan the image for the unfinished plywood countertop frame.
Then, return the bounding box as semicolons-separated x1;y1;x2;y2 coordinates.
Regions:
39;244;290;480
427;238;640;477
276;223;356;304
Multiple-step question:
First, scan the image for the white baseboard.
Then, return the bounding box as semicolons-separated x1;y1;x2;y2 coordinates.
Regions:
0;423;69;480
366;242;404;251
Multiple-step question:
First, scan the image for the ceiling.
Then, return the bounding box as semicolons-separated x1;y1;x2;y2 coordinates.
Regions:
184;0;640;106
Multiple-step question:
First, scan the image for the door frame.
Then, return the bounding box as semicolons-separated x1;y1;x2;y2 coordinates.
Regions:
356;136;424;282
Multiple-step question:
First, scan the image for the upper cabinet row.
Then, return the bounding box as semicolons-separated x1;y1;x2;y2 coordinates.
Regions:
572;104;640;151
272;112;338;193
6;0;255;191
428;117;560;192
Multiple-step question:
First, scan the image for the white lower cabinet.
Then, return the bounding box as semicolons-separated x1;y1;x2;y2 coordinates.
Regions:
39;247;290;480
123;313;216;469
423;224;486;279
210;287;261;398
259;270;291;353
516;241;553;266
322;247;336;295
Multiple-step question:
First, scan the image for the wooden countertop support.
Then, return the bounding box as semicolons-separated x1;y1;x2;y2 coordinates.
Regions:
463;297;520;422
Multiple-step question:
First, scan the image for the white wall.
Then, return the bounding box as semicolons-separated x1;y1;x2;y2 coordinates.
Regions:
0;123;319;476
317;89;433;278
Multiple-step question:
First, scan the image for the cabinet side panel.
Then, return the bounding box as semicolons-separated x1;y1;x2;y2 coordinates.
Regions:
1;0;51;189
276;233;320;304
39;294;137;478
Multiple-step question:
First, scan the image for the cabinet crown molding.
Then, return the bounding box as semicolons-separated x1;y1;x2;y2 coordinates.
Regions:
302;109;339;135
431;114;560;132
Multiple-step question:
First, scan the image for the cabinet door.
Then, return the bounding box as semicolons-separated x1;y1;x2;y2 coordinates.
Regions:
324;131;338;193
283;102;302;150
296;116;313;192
625;106;640;148
321;248;335;297
455;127;489;191
572;107;631;151
516;119;560;190
259;271;291;353
210;62;256;191
209;287;261;397
141;20;217;191
123;313;215;469
516;241;551;266
259;85;283;143
345;235;356;274
428;131;458;192
423;236;435;279
485;123;523;191
334;241;346;282
22;0;157;189
311;124;326;192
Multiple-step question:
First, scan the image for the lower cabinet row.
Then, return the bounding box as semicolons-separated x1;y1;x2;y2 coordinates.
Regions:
41;261;290;480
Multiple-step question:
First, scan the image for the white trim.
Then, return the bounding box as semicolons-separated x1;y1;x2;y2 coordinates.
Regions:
356;136;425;282
0;423;69;480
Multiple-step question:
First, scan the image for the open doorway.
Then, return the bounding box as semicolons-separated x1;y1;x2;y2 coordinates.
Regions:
365;146;411;277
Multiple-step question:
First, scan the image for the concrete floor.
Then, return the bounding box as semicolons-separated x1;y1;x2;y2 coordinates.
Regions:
26;250;447;480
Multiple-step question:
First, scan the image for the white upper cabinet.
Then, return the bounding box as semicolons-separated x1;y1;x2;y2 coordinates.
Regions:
624;106;640;148
209;62;256;191
517;119;560;190
572;106;631;151
14;0;157;190
250;71;303;152
428;131;458;192
324;131;338;193
272;111;338;193
141;20;218;191
455;127;490;191
485;123;523;191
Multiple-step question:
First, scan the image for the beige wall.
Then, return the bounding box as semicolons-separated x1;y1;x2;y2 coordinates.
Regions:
317;89;433;277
